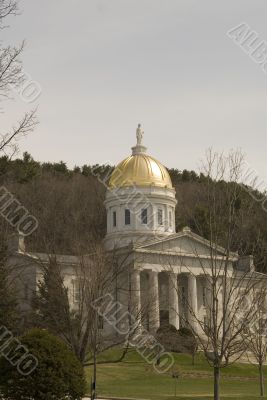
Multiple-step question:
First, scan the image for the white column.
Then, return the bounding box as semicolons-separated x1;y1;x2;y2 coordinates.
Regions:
188;274;198;332
169;273;179;330
148;271;160;333
130;270;141;330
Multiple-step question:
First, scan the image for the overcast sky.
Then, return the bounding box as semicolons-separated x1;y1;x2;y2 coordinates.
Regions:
2;0;267;185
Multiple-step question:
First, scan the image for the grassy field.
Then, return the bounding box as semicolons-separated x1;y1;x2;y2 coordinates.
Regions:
85;347;267;400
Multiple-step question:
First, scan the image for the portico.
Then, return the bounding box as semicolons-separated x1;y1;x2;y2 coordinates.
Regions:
130;265;204;334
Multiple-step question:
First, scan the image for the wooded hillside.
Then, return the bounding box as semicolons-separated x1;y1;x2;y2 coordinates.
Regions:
0;152;266;272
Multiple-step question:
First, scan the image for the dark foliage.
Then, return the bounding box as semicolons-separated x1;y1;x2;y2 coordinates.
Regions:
0;242;18;331
0;328;86;400
156;324;198;359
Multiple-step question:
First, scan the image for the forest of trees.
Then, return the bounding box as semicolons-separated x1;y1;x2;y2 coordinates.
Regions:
0;151;266;273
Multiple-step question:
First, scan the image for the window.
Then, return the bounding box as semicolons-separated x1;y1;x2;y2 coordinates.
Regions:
169;210;172;227
125;209;131;225
113;211;117;227
158;209;163;225
259;318;267;336
141;208;147;224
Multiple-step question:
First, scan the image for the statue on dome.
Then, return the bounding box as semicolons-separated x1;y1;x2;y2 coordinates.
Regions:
136;123;144;145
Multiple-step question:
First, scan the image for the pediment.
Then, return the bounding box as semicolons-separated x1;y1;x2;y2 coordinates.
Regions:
136;228;237;259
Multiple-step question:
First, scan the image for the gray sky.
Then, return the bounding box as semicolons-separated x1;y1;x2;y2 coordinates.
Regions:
2;0;267;184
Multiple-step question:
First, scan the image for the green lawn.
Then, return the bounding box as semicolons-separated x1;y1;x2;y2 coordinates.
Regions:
85;347;267;400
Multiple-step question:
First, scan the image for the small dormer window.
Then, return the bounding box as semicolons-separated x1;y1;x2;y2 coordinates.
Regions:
141;208;147;224
158;209;163;225
113;211;117;227
125;209;131;225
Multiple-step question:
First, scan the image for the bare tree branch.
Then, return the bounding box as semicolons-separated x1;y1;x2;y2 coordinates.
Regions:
0;0;18;28
0;109;38;154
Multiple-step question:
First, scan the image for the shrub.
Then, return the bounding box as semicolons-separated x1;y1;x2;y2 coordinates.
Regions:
178;327;194;337
0;328;86;400
156;323;177;334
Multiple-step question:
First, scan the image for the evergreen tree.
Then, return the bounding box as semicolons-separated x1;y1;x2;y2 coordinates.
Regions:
0;243;18;331
32;258;83;360
33;257;72;337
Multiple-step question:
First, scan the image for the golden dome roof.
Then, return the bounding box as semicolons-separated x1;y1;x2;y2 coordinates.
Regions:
109;125;173;189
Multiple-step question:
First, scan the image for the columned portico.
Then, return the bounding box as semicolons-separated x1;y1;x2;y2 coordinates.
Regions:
188;273;198;331
169;273;179;329
148;271;160;333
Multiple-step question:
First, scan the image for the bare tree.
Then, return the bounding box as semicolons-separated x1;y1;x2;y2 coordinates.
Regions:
166;150;267;400
242;289;267;397
0;0;37;156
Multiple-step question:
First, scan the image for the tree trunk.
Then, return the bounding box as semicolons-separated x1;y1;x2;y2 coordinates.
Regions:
91;312;98;400
214;366;220;400
92;349;97;400
259;362;264;397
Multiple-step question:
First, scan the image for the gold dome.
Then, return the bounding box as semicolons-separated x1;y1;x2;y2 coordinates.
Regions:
109;125;173;189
